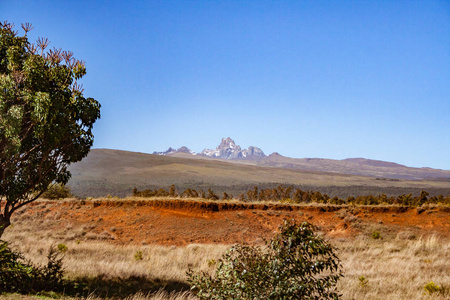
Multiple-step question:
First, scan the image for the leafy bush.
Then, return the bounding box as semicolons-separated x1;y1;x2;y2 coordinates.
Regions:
371;231;381;240
424;281;441;295
0;240;65;293
42;183;72;200
57;243;68;253
134;250;143;261
0;240;34;292
187;220;343;299
359;275;368;287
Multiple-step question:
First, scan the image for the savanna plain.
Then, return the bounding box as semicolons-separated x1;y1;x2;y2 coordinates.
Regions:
1;197;449;300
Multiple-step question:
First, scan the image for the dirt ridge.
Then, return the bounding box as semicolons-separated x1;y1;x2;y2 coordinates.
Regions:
16;198;449;246
31;198;447;214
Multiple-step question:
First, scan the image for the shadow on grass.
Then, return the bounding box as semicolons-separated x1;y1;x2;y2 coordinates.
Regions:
62;274;191;298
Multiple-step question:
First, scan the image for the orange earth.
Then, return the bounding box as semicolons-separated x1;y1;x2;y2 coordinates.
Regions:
13;198;450;245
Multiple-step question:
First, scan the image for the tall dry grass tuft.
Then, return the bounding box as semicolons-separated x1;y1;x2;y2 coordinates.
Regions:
338;235;449;300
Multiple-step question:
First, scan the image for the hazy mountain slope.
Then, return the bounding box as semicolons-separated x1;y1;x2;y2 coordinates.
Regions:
67;149;450;198
254;153;450;181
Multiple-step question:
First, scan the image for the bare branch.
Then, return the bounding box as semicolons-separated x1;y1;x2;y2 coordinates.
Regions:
2;21;14;30
26;43;38;55
37;37;50;55
77;60;86;68
21;22;33;34
47;47;62;64
62;50;74;64
72;81;84;94
14;191;44;213
67;57;77;69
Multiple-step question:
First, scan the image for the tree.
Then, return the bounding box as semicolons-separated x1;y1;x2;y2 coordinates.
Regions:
188;220;343;299
0;21;101;237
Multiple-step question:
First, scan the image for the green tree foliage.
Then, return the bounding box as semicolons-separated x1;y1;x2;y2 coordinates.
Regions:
0;21;101;237
187;220;343;299
0;240;65;293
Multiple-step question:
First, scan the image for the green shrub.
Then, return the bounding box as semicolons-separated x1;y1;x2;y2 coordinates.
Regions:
38;245;65;291
57;243;68;253
0;241;65;293
371;231;381;239
0;240;34;293
42;183;72;200
207;259;216;267
359;275;368;287
134;250;143;261
187;220;343;299
424;281;441;295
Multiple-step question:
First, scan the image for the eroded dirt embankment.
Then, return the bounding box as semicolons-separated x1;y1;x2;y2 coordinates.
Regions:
10;198;450;245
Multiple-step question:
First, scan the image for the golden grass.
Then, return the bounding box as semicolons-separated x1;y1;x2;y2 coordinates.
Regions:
11;238;227;283
337;235;449;299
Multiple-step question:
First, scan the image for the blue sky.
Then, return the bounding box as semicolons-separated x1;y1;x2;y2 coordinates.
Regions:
2;0;450;169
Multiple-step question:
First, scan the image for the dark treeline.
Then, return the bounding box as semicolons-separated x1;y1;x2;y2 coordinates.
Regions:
133;185;220;200
132;185;450;207
69;179;450;199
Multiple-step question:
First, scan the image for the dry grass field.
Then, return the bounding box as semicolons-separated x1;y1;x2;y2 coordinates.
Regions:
2;198;449;299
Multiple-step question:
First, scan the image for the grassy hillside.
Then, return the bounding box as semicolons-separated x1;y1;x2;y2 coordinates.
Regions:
252;154;450;180
67;149;450;198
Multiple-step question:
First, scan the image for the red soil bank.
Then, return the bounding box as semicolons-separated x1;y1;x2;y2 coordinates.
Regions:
15;199;450;245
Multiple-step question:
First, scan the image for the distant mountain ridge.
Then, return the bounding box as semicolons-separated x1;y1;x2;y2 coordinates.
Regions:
153;137;266;160
153;146;196;156
151;137;450;181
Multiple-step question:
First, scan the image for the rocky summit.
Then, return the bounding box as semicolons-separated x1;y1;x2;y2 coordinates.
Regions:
154;137;266;160
199;137;266;160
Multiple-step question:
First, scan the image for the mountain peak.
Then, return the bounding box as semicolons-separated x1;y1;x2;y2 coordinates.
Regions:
200;138;265;160
153;138;266;160
200;137;242;159
219;137;237;149
177;146;196;155
269;152;282;157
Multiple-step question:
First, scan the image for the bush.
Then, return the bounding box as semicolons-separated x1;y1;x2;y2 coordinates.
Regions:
0;240;34;293
42;183;72;200
134;250;143;261
359;275;368;287
0;241;65;293
57;243;68;253
424;281;441;295
187;220;343;299
371;231;381;240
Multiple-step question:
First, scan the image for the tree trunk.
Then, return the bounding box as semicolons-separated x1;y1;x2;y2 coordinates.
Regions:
0;215;11;239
